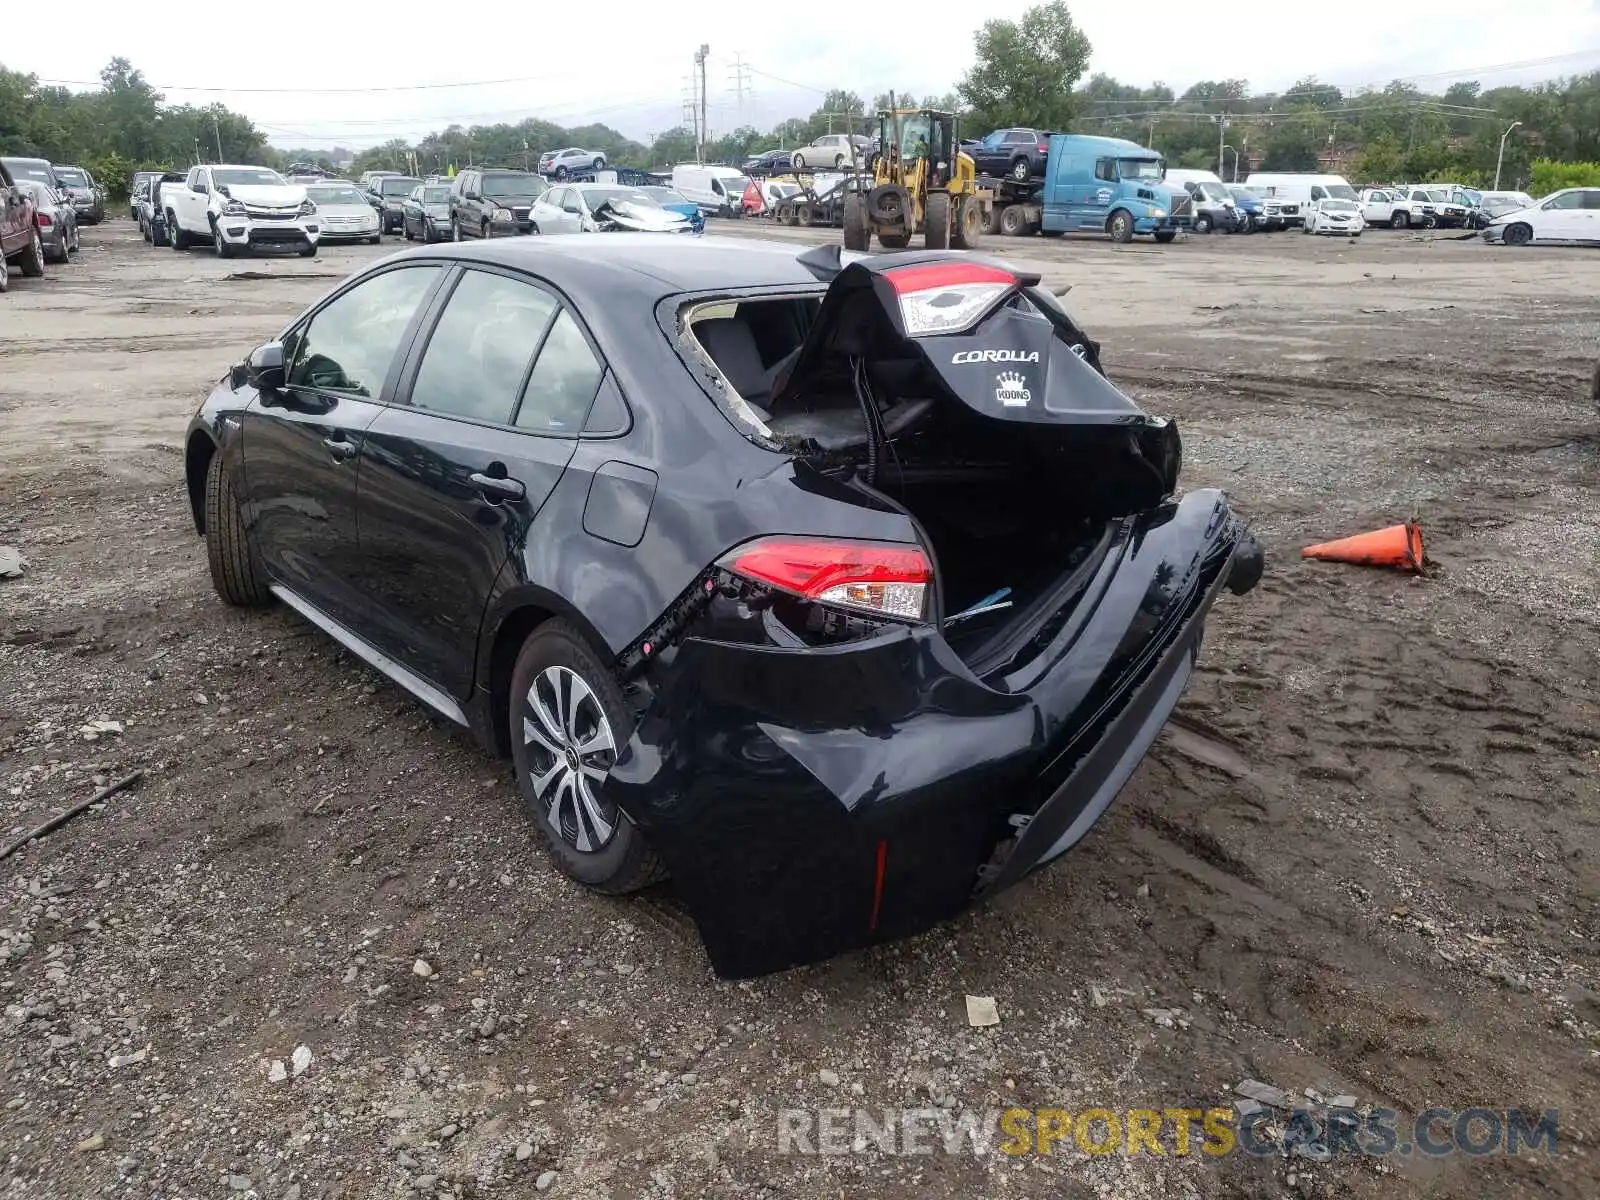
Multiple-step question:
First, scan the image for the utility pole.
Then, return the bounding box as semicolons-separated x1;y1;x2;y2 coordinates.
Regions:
1494;120;1522;191
213;114;224;163
1216;113;1227;179
694;44;710;164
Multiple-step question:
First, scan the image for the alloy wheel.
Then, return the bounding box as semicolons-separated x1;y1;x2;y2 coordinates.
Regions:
522;666;619;853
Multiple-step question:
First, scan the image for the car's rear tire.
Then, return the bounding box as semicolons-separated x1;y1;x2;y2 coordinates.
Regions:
18;230;44;277
169;215;189;250
1503;222;1532;246
509;621;665;893
1010;157;1030;182
0;260;8;293
999;204;1029;237
555;166;568;180
592;157;604;171
203;452;272;608
47;234;68;265
403;222;413;241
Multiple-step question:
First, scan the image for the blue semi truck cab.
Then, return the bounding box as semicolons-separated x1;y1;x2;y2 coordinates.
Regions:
1039;134;1187;243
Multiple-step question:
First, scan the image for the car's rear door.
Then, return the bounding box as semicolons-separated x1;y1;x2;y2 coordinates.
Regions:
242;263;446;629
354;265;606;700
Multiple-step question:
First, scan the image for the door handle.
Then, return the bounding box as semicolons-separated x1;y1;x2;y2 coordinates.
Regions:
322;435;358;462
470;471;526;501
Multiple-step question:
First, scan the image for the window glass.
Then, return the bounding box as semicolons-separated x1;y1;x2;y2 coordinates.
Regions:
286;266;442;397
1094;159;1116;182
1543;191;1583;210
517;310;604;434
412;271;558;424
1580;190;1600;210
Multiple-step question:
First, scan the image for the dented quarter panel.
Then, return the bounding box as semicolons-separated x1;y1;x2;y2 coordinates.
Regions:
602;487;1247;978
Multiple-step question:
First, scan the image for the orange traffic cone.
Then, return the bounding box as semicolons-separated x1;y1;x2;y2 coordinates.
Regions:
1301;520;1424;572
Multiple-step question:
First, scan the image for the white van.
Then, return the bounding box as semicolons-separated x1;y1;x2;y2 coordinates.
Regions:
1243;172;1357;227
670;164;751;217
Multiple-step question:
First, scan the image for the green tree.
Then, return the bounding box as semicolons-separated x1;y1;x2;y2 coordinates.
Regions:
1352;132;1404;182
958;1;1092;132
1261;123;1322;171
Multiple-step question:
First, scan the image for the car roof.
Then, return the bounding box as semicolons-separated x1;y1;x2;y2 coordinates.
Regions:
390;234;836;296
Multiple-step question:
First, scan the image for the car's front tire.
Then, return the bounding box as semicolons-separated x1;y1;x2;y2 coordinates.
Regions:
203;452;272;608
509;621;665;893
299;242;318;258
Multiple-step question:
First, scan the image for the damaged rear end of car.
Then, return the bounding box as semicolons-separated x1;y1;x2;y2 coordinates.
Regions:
602;249;1263;979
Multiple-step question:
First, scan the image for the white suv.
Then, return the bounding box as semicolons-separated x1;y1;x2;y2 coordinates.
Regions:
165;164;321;258
790;135;869;170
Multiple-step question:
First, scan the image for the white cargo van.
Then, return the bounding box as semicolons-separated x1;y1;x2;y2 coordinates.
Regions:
670;164;751;217
1243;172;1357;228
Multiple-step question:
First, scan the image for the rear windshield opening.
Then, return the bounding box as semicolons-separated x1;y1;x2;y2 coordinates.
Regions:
684;287;1172;666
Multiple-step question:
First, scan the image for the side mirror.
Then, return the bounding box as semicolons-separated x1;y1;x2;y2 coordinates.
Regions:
246;342;286;392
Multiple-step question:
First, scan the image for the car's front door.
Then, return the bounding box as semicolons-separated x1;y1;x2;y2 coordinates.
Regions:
355;266;606;699
1534;190;1584;240
1576;190;1600;242
242;264;446;629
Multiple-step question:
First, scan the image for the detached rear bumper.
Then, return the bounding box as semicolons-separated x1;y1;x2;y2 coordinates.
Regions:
603;488;1261;978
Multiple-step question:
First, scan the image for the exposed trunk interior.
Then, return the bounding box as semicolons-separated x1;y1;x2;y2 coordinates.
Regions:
686;283;1174;672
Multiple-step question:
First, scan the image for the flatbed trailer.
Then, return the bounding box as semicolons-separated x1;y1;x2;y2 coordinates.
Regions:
977;175;1048;237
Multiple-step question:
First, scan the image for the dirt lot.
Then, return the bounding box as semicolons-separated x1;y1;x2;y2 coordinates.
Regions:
1;220;1596;1200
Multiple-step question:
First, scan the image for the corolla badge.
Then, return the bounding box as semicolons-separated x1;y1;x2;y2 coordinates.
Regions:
995;371;1032;407
951;349;1040;364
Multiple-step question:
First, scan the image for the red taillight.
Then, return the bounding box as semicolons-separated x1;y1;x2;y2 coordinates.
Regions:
718;536;930;621
1038;144;1048;154
36;213;51;227
884;262;1018;337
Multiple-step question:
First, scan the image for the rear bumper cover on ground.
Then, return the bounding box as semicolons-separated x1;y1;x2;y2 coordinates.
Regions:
603;488;1258;978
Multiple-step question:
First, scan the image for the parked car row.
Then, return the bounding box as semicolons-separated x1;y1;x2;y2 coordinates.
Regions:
2;157;87;291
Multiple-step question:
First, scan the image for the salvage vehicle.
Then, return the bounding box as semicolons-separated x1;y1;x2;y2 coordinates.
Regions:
742;149;793;175
182;234;1263;978
1226;185;1271;231
130;170;162;219
140;172;188;246
670;164;752;217
1482;188;1600;246
1302;197;1364;236
967;127;1052;182
370;175;421;234
306;181;382;243
1395;185;1468;228
449;167;548;239
51;164;104;224
166;164;320;258
15;180;77;263
1242;173;1357;228
790;134;870;171
531;184;692;234
1164;170;1240;234
1;161;43;291
402;182;455;242
1467;191;1536;230
1;157;60;193
639;186;700;221
538;147;607;179
1357;188;1408;229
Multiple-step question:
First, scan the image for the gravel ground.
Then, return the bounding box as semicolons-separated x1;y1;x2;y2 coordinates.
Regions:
1;221;1597;1200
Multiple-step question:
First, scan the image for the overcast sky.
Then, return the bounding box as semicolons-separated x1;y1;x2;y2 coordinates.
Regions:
14;4;1600;149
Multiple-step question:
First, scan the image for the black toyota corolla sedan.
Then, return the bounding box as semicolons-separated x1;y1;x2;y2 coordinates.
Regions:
184;234;1263;978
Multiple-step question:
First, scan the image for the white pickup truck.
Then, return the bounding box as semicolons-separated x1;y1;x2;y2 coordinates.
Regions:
164;164;321;258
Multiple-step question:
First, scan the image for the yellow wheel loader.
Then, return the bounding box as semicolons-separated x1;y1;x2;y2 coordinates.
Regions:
843;107;991;253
